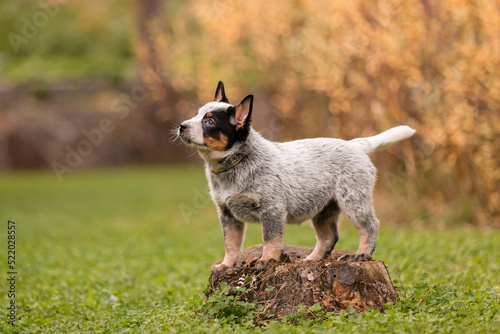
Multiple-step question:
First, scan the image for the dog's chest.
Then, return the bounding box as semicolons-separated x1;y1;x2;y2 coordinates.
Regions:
210;182;261;223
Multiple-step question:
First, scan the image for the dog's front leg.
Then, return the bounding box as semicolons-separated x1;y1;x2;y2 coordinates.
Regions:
211;207;245;272
256;209;285;270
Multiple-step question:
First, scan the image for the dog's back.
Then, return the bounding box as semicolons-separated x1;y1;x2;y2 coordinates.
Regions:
243;131;377;225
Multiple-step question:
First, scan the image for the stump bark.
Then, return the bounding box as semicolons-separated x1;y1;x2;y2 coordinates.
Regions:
207;245;396;317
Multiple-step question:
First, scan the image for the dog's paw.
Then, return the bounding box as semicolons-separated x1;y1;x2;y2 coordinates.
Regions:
302;252;328;262
211;262;239;273
301;256;320;263
337;253;373;262
255;257;278;270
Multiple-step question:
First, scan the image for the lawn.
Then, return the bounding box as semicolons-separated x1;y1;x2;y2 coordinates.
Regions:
0;166;499;333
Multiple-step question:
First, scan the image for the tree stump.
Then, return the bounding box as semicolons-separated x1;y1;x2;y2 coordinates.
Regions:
206;245;396;317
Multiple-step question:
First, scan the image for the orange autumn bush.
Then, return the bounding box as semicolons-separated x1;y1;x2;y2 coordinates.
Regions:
145;0;500;225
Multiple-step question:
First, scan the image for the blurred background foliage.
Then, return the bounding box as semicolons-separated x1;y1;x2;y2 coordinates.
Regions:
0;0;499;226
0;0;136;82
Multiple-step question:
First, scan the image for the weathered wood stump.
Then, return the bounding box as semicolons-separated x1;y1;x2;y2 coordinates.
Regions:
207;245;396;317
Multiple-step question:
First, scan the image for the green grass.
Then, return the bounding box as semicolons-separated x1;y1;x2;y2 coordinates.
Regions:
0;166;499;333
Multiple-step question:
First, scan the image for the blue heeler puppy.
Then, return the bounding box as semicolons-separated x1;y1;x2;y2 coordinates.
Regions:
178;81;416;271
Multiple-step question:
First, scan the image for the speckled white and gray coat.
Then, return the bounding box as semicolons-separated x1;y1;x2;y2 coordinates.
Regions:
179;84;416;270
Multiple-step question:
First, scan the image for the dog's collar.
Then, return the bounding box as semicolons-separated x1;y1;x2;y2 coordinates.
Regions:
211;155;244;175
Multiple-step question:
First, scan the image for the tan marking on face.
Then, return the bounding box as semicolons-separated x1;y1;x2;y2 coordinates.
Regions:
261;235;283;261
206;112;213;117
203;133;228;151
221;224;245;266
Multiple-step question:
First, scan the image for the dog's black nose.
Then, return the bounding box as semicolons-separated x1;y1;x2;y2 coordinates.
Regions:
179;122;187;133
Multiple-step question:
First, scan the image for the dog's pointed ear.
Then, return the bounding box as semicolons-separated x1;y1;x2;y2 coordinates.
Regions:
214;81;229;103
233;95;253;130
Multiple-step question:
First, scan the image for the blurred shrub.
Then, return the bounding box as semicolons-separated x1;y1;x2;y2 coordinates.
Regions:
156;0;499;225
0;1;135;82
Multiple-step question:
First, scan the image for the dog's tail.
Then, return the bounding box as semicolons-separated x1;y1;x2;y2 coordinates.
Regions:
349;125;416;154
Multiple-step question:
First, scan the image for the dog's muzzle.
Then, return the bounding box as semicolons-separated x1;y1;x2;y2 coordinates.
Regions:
178;122;189;143
179;122;187;134
178;122;205;148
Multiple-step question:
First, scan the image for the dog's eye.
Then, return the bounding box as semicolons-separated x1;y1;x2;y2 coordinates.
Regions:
207;118;215;126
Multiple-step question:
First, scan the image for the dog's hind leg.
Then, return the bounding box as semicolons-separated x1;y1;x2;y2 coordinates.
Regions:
304;200;341;262
334;168;379;262
338;194;379;261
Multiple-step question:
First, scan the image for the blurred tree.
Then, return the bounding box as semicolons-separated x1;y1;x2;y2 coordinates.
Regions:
134;0;187;163
137;0;164;73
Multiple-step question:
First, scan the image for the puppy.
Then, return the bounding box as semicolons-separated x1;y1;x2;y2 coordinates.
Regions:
178;81;415;271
